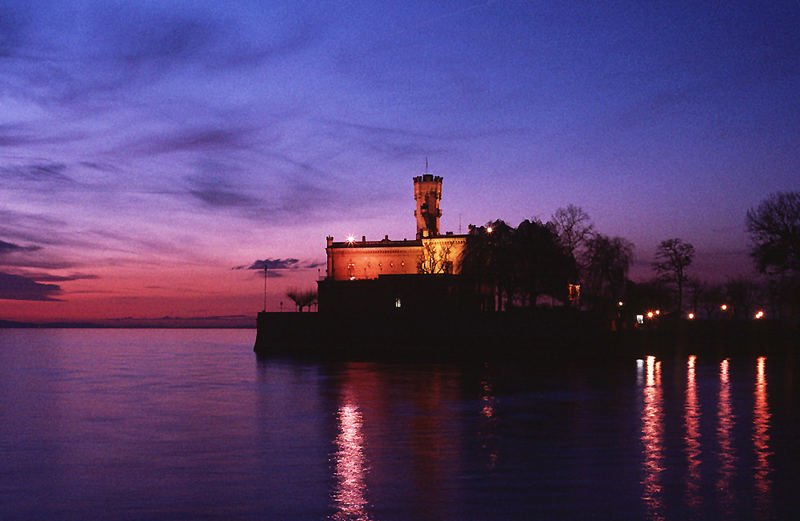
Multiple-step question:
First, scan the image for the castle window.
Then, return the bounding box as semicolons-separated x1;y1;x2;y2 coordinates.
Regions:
395;298;402;308
348;263;355;280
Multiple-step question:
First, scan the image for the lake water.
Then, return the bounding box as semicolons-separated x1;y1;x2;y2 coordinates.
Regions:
0;328;797;520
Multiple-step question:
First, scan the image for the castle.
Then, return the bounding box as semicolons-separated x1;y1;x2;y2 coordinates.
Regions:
317;172;482;314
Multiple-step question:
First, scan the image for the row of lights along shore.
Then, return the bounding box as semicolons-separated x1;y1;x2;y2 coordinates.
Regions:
620;300;766;324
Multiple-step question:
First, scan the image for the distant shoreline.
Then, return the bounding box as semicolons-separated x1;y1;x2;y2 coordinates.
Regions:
0;319;256;329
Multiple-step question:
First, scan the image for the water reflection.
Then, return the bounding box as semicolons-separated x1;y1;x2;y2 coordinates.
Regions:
753;356;771;518
716;358;736;516
331;394;372;521
479;362;498;470
641;355;664;521
684;355;701;511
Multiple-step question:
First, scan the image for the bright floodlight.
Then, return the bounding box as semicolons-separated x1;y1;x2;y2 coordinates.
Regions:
486;226;493;234
755;310;764;319
647;311;654;319
688;313;695;320
618;301;624;307
346;235;355;244
655;309;661;316
721;304;728;311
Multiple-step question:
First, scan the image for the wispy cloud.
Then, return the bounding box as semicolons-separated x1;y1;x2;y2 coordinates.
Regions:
0;162;76;184
318;118;530;160
22;272;99;282
123;126;258;156
186;174;262;209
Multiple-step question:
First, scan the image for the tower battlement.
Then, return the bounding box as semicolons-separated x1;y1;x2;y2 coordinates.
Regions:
413;174;443;184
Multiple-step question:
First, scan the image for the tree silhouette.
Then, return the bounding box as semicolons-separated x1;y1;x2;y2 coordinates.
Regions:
582;234;634;308
460;219;575;310
552;204;594;261
746;191;800;275
460;220;515;310
512;219;576;307
653;238;695;313
285;287;317;312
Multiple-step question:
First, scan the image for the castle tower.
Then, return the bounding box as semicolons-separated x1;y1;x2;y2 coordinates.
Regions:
413;173;442;238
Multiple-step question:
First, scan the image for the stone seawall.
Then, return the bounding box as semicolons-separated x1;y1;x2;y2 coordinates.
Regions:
254;311;798;360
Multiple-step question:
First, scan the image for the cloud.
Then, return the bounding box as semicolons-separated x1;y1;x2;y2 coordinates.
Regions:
0;123;88;147
318;118;529;160
188;182;261;209
101;7;322;73
0;162;76;184
0;3;324;116
233;258;325;276
22;272;99;282
241;258;300;270
123;126;257;156
0;271;62;301
0;239;41;255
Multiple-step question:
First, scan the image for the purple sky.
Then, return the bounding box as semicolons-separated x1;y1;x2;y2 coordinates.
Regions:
1;0;798;321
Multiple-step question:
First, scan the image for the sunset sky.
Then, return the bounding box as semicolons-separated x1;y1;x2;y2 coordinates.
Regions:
1;0;798;323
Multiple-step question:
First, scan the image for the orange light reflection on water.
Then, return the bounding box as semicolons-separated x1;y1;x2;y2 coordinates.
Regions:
479;372;498;469
753;356;772;518
641;355;664;521
331;402;372;521
717;358;736;516
684;355;701;510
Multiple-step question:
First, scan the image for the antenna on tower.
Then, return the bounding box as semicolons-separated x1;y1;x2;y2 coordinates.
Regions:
263;265;268;312
425;157;429;173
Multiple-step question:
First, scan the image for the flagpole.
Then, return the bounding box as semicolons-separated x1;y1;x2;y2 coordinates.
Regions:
263;265;268;312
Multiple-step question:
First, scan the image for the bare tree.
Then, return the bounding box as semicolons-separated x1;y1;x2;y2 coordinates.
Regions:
552;204;594;260
285;287;317;312
746;191;800;275
653;238;695;313
417;242;453;274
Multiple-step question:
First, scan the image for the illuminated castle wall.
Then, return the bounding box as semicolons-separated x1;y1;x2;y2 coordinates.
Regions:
324;173;467;281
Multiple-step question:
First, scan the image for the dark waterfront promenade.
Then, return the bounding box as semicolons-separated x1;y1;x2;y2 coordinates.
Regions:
254;309;797;360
